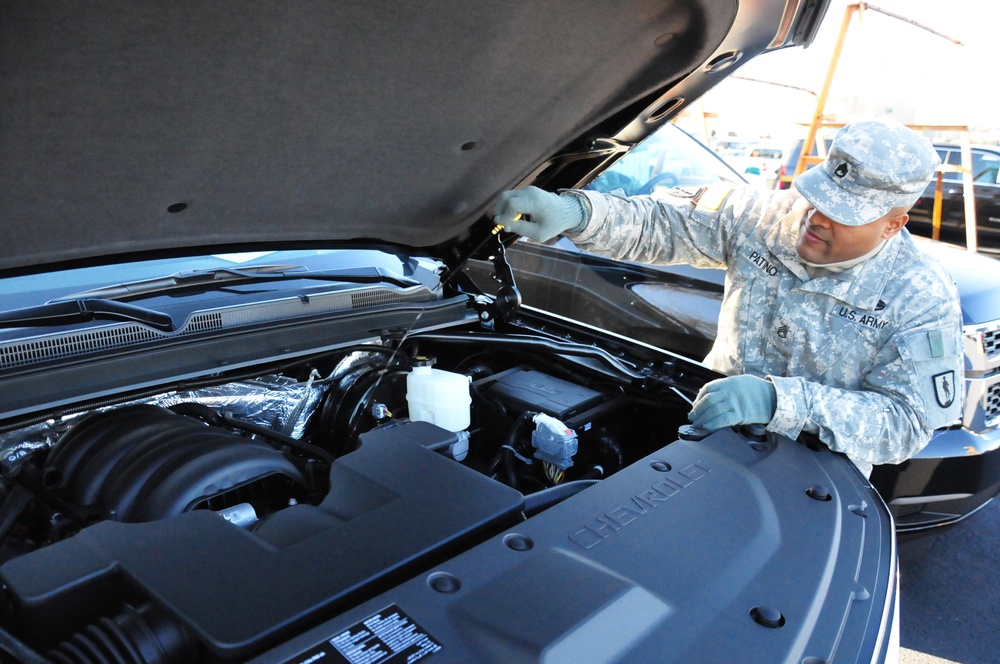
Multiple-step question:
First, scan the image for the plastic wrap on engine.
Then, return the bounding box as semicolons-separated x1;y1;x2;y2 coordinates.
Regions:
149;373;325;438
0;373;326;475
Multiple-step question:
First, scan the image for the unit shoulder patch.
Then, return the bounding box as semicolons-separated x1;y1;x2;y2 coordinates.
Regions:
933;370;956;408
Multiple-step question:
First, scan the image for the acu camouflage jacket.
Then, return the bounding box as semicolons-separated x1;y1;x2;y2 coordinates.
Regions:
567;185;964;475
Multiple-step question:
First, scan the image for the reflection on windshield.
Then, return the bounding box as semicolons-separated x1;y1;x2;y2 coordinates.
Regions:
586;124;743;197
1;249;440;313
483;122;735;356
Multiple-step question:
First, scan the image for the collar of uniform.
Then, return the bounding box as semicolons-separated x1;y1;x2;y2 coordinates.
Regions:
795;233;902;308
766;195;900;309
836;232;903;308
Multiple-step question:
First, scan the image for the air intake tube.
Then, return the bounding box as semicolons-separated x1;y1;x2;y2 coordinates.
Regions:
46;603;197;664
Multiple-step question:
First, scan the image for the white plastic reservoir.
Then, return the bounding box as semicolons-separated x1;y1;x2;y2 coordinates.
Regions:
405;365;472;432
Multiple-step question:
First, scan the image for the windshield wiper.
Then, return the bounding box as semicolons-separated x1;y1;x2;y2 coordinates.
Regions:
47;265;424;302
0;299;176;332
2;266;429;332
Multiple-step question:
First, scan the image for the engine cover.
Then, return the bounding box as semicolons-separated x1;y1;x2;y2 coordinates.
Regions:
0;423;524;658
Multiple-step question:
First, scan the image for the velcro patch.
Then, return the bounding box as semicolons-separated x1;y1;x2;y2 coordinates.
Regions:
928;329;945;358
694;184;733;212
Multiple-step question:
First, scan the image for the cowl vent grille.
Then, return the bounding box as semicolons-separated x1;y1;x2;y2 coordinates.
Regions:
0;313;224;371
0;286;432;371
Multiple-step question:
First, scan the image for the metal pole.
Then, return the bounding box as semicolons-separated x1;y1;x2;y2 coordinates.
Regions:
797;3;859;179
959;133;978;252
932;171;943;241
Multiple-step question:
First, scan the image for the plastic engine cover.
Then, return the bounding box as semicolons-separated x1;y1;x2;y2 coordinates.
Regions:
0;422;524;658
253;428;895;664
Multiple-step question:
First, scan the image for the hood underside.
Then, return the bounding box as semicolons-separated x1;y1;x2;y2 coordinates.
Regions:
1;0;822;273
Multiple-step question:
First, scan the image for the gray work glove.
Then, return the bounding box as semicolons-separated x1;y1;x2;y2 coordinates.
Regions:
688;375;777;431
494;186;589;242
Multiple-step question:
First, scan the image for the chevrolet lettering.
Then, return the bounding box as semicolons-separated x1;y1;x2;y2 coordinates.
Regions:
569;462;710;549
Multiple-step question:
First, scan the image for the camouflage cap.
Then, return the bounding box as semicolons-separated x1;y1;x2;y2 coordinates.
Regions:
794;120;940;226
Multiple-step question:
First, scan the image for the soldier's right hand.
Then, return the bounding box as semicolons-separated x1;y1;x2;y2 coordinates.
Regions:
494;187;589;242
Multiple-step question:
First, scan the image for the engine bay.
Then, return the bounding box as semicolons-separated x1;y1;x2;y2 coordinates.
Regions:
0;327;705;661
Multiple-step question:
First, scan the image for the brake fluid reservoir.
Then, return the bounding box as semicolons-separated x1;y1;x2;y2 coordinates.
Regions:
405;364;471;432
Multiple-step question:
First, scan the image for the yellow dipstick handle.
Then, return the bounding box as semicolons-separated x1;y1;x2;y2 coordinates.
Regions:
493;213;523;234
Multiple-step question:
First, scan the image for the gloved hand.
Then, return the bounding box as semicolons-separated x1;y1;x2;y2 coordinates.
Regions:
688;375;777;431
494;187;589;242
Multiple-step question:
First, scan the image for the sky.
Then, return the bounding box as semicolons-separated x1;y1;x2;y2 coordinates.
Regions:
685;0;1000;145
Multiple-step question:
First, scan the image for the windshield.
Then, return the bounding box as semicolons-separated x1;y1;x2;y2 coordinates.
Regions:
585;123;745;197
937;147;1000;185
463;123;734;358
2;249;442;312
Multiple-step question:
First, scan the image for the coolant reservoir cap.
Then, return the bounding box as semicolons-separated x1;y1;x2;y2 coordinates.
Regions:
411;355;436;367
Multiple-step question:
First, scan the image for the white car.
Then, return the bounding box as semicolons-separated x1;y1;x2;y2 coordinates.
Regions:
730;144;791;187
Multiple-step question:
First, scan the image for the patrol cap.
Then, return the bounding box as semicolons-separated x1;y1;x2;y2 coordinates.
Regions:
794;120;940;226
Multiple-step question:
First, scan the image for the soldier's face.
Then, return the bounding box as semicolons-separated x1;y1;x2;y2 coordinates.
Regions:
796;208;908;264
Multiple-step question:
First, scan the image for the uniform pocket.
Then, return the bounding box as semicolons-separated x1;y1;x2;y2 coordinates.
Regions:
897;327;963;427
809;323;864;376
736;277;763;369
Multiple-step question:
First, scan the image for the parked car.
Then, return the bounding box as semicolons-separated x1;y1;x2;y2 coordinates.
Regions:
776;136;834;189
714;139;751;154
470;123;1000;537
727;143;791;187
906;144;1000;252
1;2;913;663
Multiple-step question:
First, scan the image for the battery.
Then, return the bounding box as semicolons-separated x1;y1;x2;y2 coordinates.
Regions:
482;367;604;420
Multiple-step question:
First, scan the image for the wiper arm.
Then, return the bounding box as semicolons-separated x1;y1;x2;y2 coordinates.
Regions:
0;299;176;332
48;265;423;302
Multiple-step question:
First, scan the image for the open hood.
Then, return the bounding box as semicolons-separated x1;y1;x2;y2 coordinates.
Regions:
0;6;910;663
1;0;827;273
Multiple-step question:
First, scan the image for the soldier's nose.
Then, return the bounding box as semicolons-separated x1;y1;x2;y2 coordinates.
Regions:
808;210;832;228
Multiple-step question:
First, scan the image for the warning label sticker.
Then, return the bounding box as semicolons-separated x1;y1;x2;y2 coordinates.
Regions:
284;605;442;664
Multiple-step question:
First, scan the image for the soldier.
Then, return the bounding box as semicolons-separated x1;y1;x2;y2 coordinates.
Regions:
494;119;963;476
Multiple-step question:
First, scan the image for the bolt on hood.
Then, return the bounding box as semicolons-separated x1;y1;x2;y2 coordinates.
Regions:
0;0;828;274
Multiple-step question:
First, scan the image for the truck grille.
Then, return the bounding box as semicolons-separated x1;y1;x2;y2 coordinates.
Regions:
961;321;1000;430
987;383;1000;428
983;327;1000;361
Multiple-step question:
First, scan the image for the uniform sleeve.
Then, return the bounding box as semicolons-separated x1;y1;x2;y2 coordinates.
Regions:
565;186;770;269
766;294;964;470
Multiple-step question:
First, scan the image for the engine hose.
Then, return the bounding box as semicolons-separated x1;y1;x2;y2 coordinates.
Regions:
0;626;48;664
167;402;224;425
46;602;197;664
222;411;336;467
503;447;519;490
411;332;646;380
0;484;32;546
598;434;624;473
522;480;600;517
503;411;537;491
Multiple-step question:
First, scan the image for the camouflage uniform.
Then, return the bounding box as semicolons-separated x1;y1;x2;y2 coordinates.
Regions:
566;185;964;475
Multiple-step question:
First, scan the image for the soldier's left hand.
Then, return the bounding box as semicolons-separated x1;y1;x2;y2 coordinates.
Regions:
689;375;777;431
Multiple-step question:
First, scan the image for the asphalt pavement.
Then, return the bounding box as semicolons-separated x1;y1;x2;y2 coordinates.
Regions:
898;497;1000;664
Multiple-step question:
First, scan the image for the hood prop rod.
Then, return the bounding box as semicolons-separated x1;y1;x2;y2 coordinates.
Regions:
440;224;522;325
482;228;522;325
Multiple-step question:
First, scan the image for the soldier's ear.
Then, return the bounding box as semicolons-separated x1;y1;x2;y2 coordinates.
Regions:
882;213;908;238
